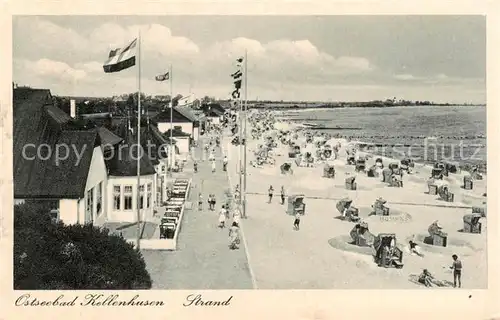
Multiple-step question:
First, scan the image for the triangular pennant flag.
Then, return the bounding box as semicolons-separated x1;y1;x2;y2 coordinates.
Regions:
234;80;242;89
231;89;241;99
231;70;242;79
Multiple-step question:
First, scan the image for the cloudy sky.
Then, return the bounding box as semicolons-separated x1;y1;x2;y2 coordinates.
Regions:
13;15;485;103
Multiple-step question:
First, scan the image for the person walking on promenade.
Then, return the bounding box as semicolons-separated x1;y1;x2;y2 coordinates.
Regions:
198;193;203;211
232;206;241;225
222;155;228;172
211;194;217;211
228;221;241;250
208;194;214;210
218;205;227;228
268;185;274;203
450;254;462;288
280;186;286;205
234;185;240;204
211;159;216;173
193;161;198;173
293;212;301;231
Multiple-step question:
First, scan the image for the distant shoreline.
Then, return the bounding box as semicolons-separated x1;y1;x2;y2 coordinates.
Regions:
247;103;485;110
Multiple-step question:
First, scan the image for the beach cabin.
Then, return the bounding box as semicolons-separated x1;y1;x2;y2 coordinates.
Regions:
13;88;108;226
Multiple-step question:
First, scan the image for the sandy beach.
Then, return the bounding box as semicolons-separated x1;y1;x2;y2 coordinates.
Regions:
225;110;487;289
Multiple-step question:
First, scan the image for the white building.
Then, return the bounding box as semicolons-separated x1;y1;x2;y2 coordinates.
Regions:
13;88;164;227
13;88;109;225
155;106;193;136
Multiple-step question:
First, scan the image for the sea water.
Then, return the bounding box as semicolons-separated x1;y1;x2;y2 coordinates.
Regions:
282;105;486;169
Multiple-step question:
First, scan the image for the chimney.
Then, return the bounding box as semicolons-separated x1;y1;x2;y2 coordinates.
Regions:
70;99;76;118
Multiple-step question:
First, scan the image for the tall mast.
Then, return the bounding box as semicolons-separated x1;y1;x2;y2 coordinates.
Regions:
136;31;142;249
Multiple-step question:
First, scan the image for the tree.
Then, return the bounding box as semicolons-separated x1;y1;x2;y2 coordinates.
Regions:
14;201;152;289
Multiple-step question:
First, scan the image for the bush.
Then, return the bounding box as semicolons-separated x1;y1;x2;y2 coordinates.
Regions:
14;201;152;290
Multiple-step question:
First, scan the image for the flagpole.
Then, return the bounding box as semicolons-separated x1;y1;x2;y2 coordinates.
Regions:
243;49;248;218
238;60;243;206
136;32;142;250
169;64;174;173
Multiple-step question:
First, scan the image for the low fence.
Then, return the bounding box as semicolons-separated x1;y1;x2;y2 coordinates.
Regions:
130;178;192;250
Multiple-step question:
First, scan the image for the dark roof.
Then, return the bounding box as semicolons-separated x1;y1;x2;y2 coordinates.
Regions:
175;106;198;122
164;128;191;137
154;107;192;123
14;88;100;199
176;106;205;127
98;127;123;146
149;124;176;145
81;112;112;119
202;103;225;117
105;121;158;176
44;105;72;126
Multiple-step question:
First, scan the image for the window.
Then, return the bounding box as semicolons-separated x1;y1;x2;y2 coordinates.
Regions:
86;188;94;220
139;185;145;209
124;185;133;210
147;183;152;208
96;182;102;215
113;185;121;210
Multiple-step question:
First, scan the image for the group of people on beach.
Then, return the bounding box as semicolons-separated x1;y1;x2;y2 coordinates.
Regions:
245;109;472;288
417;254;463;288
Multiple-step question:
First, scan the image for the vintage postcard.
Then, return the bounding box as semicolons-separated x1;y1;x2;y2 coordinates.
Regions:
1;1;499;319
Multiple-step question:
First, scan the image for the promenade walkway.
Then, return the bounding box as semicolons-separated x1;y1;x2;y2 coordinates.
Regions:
141;136;253;289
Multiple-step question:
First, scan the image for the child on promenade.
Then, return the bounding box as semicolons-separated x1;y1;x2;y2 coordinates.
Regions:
211;195;217;210
223;156;228;171
218;205;227;228
293;212;301;231
208;194;215;210
198;193;203;211
268;185;274;203
280;186;286;205
212;160;216;173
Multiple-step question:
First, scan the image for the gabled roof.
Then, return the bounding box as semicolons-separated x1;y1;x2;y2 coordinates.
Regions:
105;120;159;176
164;128;191;137
13;88;100;199
201;103;225;117
175;106;198;122
105;137;157;177
154;106;192;123
97;127;123;146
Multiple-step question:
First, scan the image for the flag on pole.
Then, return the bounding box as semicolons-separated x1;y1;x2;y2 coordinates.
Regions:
155;72;170;81
234;79;242;89
103;38;137;73
231;70;242;79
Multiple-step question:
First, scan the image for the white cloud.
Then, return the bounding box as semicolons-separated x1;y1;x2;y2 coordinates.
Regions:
394;74;419;81
13;18;484;103
15;17;90;55
89;23;200;57
75;61;103;73
22;58;87;81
